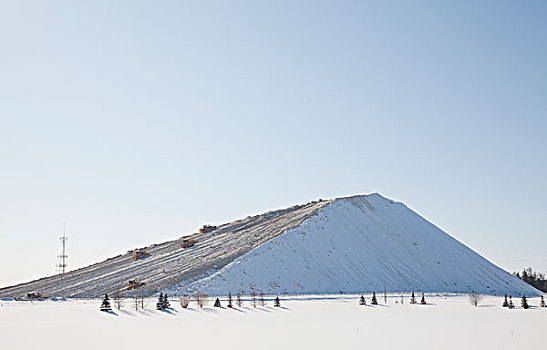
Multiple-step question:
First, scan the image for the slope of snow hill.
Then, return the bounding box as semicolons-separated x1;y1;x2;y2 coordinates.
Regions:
174;194;538;296
0;193;539;298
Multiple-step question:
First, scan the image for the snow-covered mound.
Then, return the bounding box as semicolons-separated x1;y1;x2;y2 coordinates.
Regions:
175;194;538;296
0;193;538;298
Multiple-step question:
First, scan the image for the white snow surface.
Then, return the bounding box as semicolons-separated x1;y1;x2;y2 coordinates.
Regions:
1;295;546;350
175;194;538;296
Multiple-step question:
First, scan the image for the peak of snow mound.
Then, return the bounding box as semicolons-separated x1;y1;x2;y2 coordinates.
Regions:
172;194;538;297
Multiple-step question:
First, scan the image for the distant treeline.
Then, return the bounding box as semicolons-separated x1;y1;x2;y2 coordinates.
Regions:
514;267;547;292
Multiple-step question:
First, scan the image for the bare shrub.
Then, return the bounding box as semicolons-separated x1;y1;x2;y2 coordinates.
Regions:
236;292;242;307
136;287;149;310
469;292;483;307
250;291;257;308
180;294;190;309
113;288;125;310
259;292;266;307
195;291;208;308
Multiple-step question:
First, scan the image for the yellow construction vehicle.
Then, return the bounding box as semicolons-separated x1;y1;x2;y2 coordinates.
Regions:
132;249;150;260
26;292;45;299
181;238;196;248
127;279;146;290
199;225;217;233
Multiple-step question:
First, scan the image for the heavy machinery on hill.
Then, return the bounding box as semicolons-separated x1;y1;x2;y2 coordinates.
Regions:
181;238;196;248
132;249;150;260
26;292;45;299
127;279;146;290
199;224;217;233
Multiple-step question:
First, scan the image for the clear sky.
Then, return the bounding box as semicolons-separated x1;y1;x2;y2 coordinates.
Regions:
1;1;545;287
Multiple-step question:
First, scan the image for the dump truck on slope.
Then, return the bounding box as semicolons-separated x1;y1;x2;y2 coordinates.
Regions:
199;225;217;233
26;292;45;299
181;238;196;248
132;249;150;260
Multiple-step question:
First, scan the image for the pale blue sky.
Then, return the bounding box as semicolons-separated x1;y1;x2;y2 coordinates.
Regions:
1;1;546;287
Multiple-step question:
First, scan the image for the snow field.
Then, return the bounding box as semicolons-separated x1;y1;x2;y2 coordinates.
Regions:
1;295;545;350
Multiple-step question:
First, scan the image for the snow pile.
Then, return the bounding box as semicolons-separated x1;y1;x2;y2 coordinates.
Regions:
1;192;538;298
176;194;538;296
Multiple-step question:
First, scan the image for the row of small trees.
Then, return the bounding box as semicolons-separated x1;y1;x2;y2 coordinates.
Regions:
179;291;281;309
101;291;281;312
101;291;546;312
100;288;148;311
99;292;148;312
502;293;546;309
359;292;426;306
358;292;547;308
198;291;281;309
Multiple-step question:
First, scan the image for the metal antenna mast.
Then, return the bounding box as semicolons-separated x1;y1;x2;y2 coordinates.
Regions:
57;223;68;274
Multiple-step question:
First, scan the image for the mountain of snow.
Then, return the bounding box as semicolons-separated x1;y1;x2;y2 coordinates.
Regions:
0;193;538;298
173;194;538;296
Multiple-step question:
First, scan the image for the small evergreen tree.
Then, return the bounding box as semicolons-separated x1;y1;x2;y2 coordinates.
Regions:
521;294;529;309
274;296;280;307
410;292;416;304
100;294;112;312
502;293;508;307
508;295;514;309
214;297;221;307
540;295;546;308
156;292;164;310
163;294;170;309
359;295;366;306
371;292;378;305
227;292;233;308
420;293;426;305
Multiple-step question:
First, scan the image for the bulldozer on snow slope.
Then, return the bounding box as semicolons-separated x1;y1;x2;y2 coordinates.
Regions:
127;279;146;290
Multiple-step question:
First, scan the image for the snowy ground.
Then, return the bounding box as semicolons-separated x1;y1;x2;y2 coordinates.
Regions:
1;294;545;350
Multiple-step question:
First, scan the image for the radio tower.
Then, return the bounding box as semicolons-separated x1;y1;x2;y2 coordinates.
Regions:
57;223;68;274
